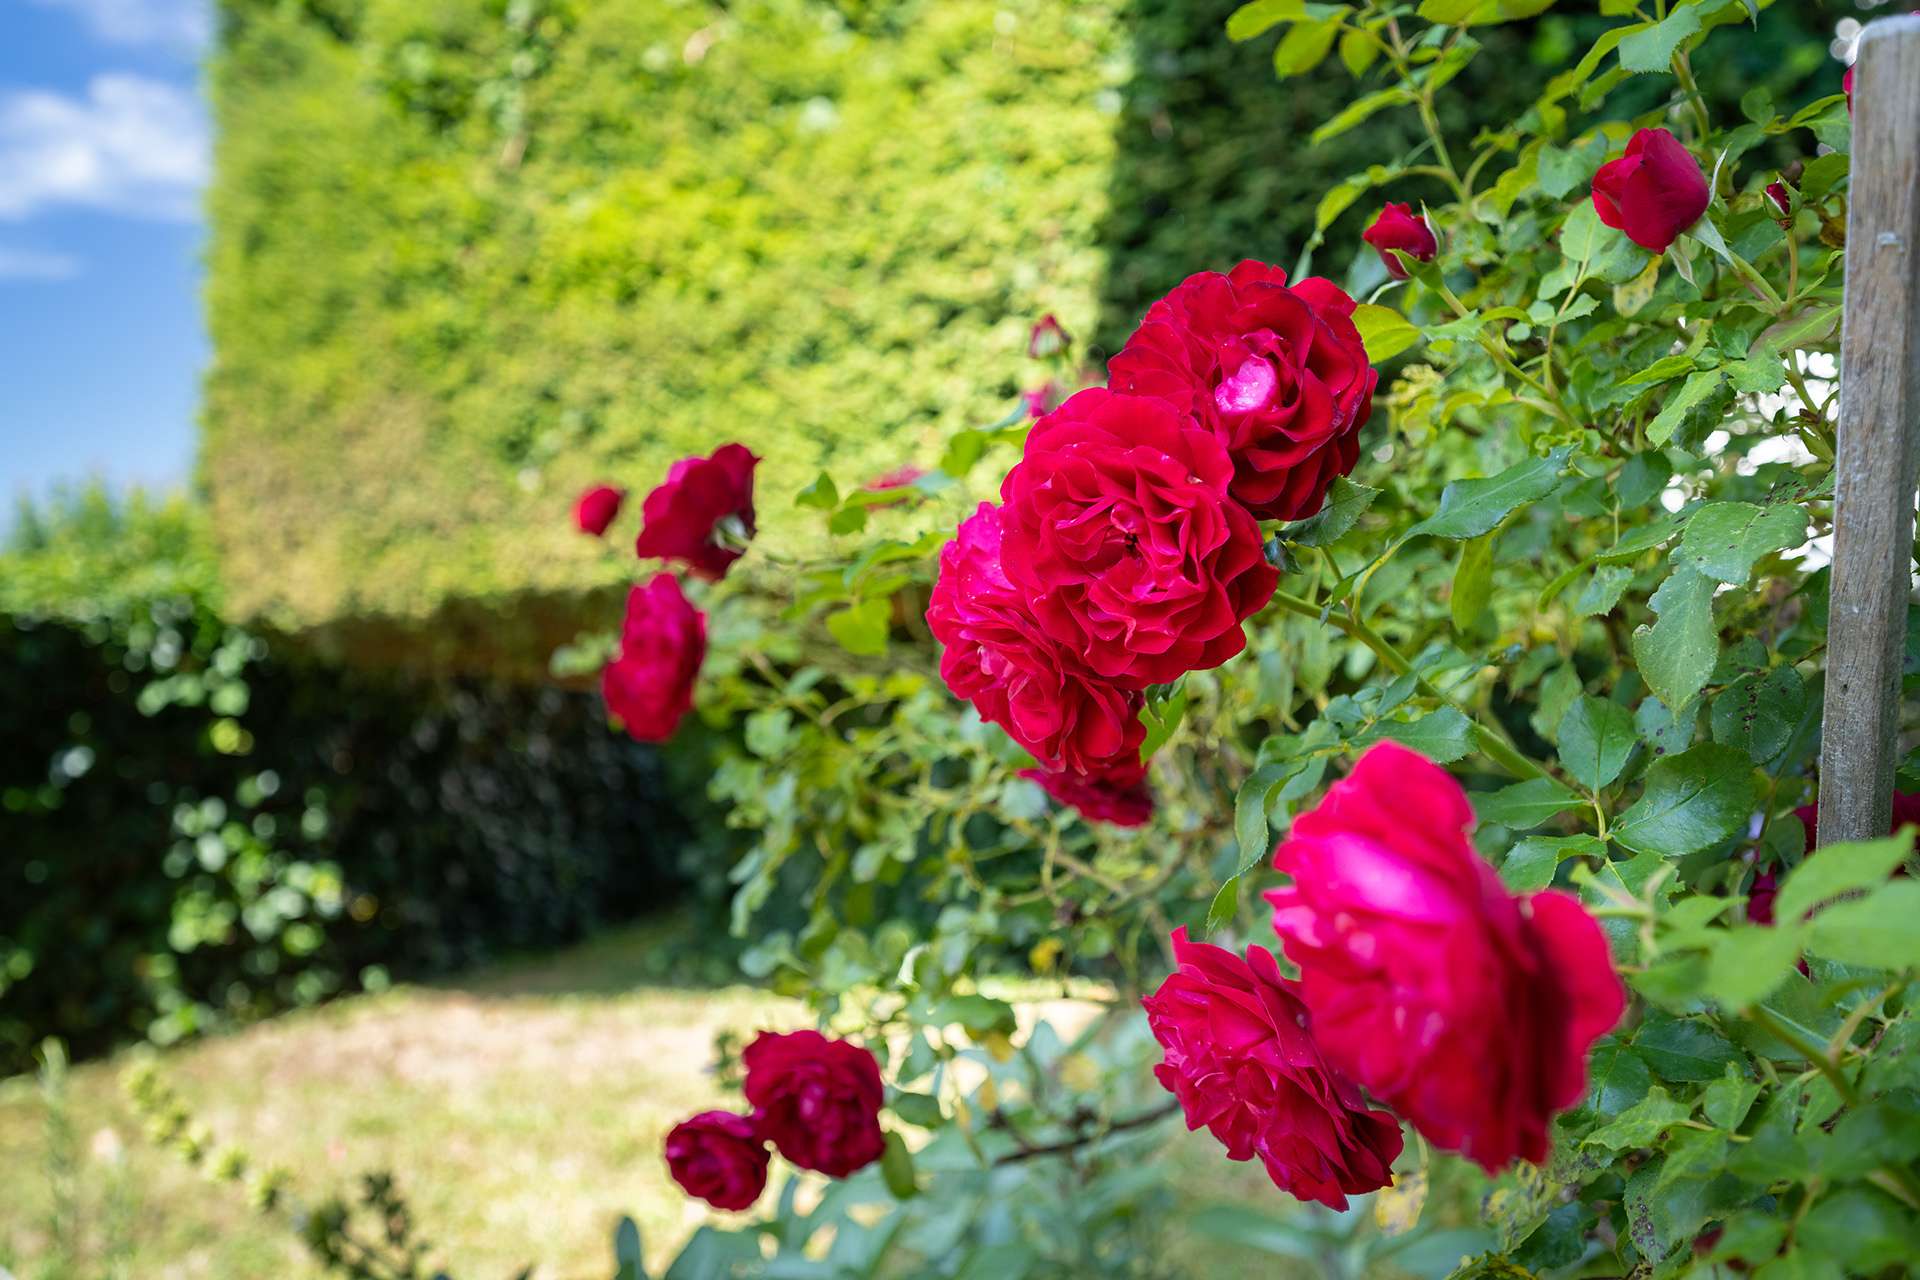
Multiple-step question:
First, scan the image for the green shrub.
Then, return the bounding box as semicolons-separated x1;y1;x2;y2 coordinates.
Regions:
0;491;711;1074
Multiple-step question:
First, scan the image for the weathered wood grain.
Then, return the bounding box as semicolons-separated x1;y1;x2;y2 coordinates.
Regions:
1819;16;1920;844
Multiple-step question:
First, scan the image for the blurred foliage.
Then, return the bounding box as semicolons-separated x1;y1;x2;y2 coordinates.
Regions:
199;0;1851;646
0;488;713;1075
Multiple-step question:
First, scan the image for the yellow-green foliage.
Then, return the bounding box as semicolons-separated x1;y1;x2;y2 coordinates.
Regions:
203;0;1128;626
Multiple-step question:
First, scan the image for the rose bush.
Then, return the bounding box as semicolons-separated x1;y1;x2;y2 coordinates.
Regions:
537;4;1920;1277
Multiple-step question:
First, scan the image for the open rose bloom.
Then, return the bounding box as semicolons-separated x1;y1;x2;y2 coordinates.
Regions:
634;443;760;581
601;573;706;742
1108;261;1376;521
1266;743;1624;1171
742;1029;886;1179
663;1111;769;1211
1144;928;1402;1208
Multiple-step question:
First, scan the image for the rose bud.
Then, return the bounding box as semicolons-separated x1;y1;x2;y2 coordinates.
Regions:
634;444;759;581
1027;313;1070;359
742;1030;886;1178
1143;928;1403;1209
663;1111;769;1211
1022;381;1061;420
1266;742;1625;1172
572;485;625;536
601;573;706;742
927;503;1145;776
1108;261;1377;521
1020;763;1154;828
1765;181;1792;228
1591;128;1711;254
1361;202;1438;280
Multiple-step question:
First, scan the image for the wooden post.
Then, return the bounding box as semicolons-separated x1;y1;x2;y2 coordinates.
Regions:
1819;15;1920;845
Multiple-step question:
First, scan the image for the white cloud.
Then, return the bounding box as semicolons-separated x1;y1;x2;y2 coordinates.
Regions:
27;0;212;49
0;75;209;221
0;248;83;280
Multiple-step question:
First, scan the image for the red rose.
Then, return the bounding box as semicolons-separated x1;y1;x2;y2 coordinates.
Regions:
573;484;625;536
1748;792;1920;923
999;389;1278;687
927;503;1146;776
1020;763;1154;828
1844;63;1854;110
1590;128;1710;254
1361;203;1438;280
634;444;759;581
1107;261;1377;521
1265;743;1625;1172
742;1030;886;1179
1765;181;1792;226
1022;381;1062;420
601;573;705;742
663;1111;769;1211
1028;313;1070;359
1142;928;1403;1209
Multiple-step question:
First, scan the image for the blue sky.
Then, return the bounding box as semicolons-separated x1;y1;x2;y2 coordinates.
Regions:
0;0;210;508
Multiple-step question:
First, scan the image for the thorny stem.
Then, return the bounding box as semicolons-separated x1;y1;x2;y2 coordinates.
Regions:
990;1100;1180;1166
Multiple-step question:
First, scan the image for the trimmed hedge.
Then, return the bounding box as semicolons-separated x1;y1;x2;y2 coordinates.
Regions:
0;495;714;1074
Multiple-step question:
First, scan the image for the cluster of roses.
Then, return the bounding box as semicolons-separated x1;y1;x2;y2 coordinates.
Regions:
573;442;761;742
662;1030;889;1211
926;260;1384;827
1144;742;1627;1206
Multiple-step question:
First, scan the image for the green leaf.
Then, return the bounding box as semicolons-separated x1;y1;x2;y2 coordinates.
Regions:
1405;447;1572;541
1635;1014;1743;1083
889;1091;944;1129
1280;476;1379;547
931;994;1016;1037
1471;776;1583;828
826;599;891;657
1702;1065;1761;1131
1352;303;1420;362
1806;880;1920;970
1799;1188;1920;1273
1676;501;1810;585
1583;1085;1692;1148
1311;88;1415;145
1573;563;1634;618
1272;18;1341;76
1612;743;1756;857
1558;695;1636;790
1359;708;1476;764
1338;28;1378;76
1138;683;1190;761
1501;834;1605;891
615;1217;647;1280
1205;876;1241;934
1704;924;1805;1010
1710;664;1805;763
880;1131;918;1199
1617;0;1703;73
1646;369;1725;445
1773;833;1913;922
1235;761;1294;871
1586;1038;1653;1116
1416;0;1554;24
1631;567;1718;712
1226;0;1309;41
1451;532;1496;637
796;471;840;510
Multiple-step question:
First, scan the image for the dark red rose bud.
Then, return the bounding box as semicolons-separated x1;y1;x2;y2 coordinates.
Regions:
1109;261;1377;521
1766;181;1792;227
664;1111;769;1211
1844;64;1854;112
573;485;625;536
634;444;759;581
743;1030;886;1179
1020;764;1154;828
1361;202;1438;280
1027;313;1070;359
602;573;705;742
1591;128;1711;254
1022;381;1062;419
1143;928;1403;1209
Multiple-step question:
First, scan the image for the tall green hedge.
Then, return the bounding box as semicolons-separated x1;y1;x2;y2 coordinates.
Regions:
203;0;1128;627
